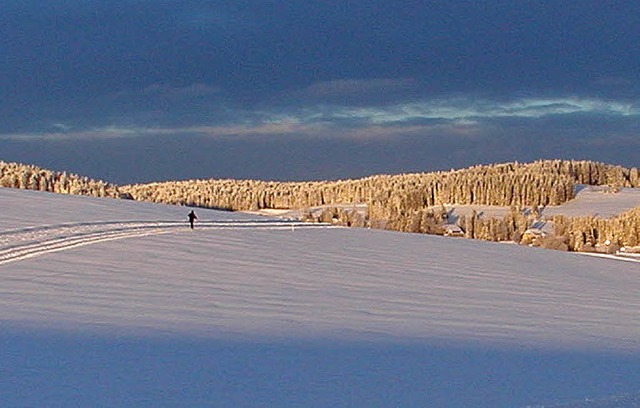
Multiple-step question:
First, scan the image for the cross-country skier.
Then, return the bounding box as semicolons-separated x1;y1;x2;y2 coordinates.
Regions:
188;210;197;229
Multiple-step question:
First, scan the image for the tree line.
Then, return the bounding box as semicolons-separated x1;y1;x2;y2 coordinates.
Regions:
550;207;640;251
2;158;639;251
118;159;638;219
0;160;119;198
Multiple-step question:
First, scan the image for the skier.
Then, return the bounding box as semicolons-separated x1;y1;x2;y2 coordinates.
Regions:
187;210;197;229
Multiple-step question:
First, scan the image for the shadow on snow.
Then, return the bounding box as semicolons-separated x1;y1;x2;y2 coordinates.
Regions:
1;327;639;408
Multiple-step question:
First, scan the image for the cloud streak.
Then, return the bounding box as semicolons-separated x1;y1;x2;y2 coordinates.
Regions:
328;97;639;124
0;123;321;142
0;121;482;143
1;95;637;142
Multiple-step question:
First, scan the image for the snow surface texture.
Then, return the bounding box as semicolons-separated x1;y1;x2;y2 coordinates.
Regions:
1;187;640;407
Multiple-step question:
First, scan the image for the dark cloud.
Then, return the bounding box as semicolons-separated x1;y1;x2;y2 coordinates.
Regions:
1;1;639;181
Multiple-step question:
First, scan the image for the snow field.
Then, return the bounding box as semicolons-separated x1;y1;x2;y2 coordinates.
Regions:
1;186;640;407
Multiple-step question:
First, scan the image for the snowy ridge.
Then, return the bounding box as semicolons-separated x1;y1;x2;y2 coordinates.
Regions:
543;186;640;219
577;251;640;264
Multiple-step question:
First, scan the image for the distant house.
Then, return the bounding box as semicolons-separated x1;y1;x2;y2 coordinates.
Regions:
594;240;620;254
521;228;546;246
443;224;464;237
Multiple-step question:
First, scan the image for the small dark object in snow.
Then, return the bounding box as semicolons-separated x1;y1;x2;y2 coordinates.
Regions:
188;210;197;229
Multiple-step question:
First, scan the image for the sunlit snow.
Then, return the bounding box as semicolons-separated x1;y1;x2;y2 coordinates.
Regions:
1;187;639;407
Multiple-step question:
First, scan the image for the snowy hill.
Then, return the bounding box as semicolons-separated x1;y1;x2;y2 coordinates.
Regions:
543;185;640;218
440;185;640;222
1;187;640;407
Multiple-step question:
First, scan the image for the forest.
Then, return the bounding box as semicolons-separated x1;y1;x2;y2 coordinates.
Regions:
2;159;639;252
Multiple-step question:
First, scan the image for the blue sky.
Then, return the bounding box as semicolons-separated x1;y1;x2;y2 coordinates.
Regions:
1;1;639;183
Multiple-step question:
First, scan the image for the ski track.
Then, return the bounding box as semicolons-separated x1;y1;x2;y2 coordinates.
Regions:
0;220;332;266
577;251;640;263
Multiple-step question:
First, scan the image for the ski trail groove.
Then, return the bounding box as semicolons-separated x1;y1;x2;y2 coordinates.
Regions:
0;220;332;266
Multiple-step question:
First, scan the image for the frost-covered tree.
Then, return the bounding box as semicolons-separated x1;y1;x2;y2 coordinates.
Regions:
0;160;119;198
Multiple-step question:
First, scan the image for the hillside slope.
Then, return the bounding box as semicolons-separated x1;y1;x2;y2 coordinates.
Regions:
0;187;638;348
1;187;640;406
543;186;640;218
